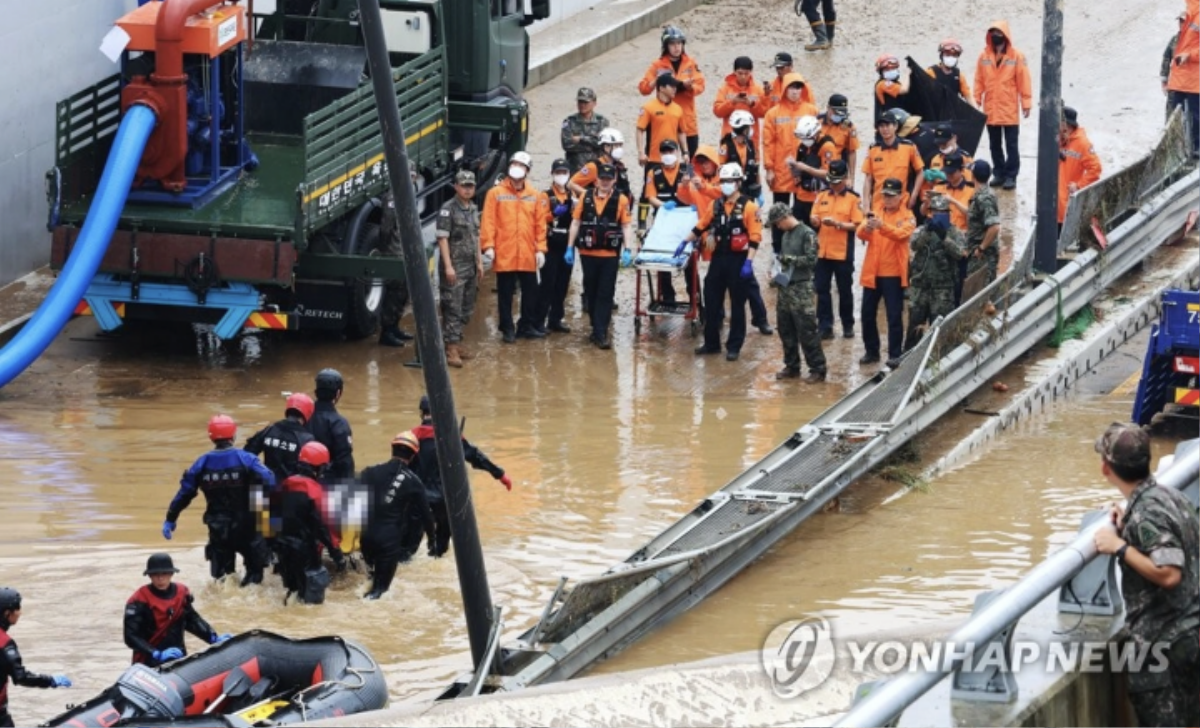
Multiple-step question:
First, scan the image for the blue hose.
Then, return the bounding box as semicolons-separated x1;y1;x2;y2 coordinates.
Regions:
0;104;157;388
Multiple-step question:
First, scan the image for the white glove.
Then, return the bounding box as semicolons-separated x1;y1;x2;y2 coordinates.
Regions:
482;249;495;266
536;251;546;269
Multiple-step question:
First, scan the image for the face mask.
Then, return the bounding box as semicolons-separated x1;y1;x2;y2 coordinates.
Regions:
883;69;900;82
552;173;569;186
941;55;958;68
661;153;678;167
610;147;625;161
798;136;815;147
829;112;846;124
939;143;954;154
508;165;527;181
928;212;951;232
990;34;1006;48
720;182;738;196
738;126;753;138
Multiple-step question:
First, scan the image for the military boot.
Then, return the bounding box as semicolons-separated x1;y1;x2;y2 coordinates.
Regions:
804;23;831;51
445;344;464;368
457;344;476;360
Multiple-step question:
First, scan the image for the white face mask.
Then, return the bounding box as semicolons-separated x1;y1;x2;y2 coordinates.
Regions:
798;136;815;147
829;112;846;124
661;153;678;167
883;69;900;82
939;143;954;155
552;173;569;186
941;55;959;68
508;165;527;180
720;182;738;196
610;146;625;160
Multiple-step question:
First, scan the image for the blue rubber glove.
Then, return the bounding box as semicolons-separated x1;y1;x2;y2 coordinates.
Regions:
211;633;232;645
552;202;569;216
162;521;176;540
674;241;689;257
564;247;575;266
153;647;184;663
740;259;755;279
51;675;71;688
620;249;633;268
662;200;677;211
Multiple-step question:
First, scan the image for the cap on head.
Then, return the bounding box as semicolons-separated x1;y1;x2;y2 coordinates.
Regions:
455;169;477;186
658;139;680;153
285;393;315;424
1062;105;1079;127
928;193;950;212
576;87;596;102
767;202;793;225
877;110;900;127
655;73;680;90
733;55;753;71
144;553;179;576
942;153;965;171
827;159;849;182
1094;422;1151;472
596;163;617;179
208;414;236;442
881;177;904;196
551;158;570;172
299;441;331;468
773;51;793;68
0;587;21;613
971;159;992;183
828;93;849;109
933;126;954;142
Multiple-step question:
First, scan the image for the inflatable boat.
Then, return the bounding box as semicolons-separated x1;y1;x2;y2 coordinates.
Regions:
45;631;387;726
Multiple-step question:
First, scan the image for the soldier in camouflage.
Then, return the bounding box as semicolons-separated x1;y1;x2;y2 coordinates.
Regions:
437;170;483;368
378;190;413;348
560;88;611;174
1092;422;1200;728
767;203;826;382
903;193;965;351
964;160;1002;285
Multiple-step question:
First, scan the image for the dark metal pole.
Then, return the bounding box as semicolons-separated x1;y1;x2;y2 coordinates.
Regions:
357;0;495;669
1034;0;1064;273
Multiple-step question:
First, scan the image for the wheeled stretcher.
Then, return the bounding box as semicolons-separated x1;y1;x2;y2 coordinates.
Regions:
633;207;702;336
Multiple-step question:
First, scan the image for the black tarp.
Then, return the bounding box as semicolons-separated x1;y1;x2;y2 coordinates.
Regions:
902;57;987;159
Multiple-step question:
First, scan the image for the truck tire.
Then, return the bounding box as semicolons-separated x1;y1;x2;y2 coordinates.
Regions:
343;200;385;340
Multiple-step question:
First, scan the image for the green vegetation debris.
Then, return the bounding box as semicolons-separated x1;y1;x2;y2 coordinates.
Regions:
1048;304;1096;348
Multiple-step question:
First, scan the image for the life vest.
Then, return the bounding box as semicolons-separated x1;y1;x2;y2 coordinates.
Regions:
929;65;963;98
650;166;683;204
720;133;762;197
546;188;574;238
612;162;633;202
712;195;752;254
578;189;625;251
793;135;834;193
127;584;191;664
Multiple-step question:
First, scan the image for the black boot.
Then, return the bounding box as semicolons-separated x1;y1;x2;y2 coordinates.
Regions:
379;327;406;347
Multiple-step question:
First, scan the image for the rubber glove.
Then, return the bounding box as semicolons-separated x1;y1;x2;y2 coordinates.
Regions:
162;521;176;540
211;633;233;645
481;248;495;265
552;202;569;216
564;247;576;266
923;169;947;184
153;647;184;663
499;474;513;491
51;675;72;688
620;249;633;268
662;200;677;211
740;259;755;279
674;241;690;257
536;251;546;269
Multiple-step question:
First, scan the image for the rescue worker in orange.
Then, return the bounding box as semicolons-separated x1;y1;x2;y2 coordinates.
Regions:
874;55;910;119
974;20;1032;190
810;160;863;340
677;144;724;210
539;158;576;334
636;74;688;231
861;109;925;216
639;26;705;157
125;553;230;667
713;56;768;140
682;163;762;361
788;115;838;229
1167;0;1200;156
480;151;550;343
820;94;859;177
1057;106;1103;230
648;140;697;306
565;163;636;349
857;177;915;368
926;39;975;108
764;72;820;252
929;126;974;182
719;111;773;336
764;52;795;109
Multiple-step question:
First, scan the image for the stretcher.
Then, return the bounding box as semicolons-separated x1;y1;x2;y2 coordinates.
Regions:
633;206;702;336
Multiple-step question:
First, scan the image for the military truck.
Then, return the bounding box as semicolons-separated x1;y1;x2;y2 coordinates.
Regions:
46;0;546;339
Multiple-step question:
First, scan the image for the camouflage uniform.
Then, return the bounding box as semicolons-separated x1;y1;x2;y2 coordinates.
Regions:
436;197;481;344
903;225;964;350
774;222;826;376
965;185;1001;283
1117;476;1200;727
379;191;409;333
561;112;612;174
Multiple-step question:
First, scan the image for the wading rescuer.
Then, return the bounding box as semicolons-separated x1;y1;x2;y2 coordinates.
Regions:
0;588;70;727
276;442;346;605
163;415;276;586
244;393;315;484
566;163;636;350
310;368;354;480
359;430;434;600
1092;423;1200;728
124;554;230;667
412;395;512;558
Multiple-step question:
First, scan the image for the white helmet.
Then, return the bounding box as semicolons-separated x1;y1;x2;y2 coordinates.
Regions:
598;127;624;145
794;115;821;140
718;162;744;180
729;109;755;130
510;151;533;168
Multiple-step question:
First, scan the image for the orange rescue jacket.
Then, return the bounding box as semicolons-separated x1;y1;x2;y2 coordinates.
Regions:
480;178;549;272
858;200;916;288
1057;126;1102;224
974;21;1033;126
1168;0;1200;94
712;74;769;139
638;54;706;136
763;73;820;194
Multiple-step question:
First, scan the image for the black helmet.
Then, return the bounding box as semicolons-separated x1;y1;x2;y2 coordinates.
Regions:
661;25;686;48
0;587;20;612
144;553;180;576
419;394;431;414
315;368;344;400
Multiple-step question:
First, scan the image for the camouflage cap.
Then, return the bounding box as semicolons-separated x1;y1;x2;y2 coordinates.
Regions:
455;169;477;185
928;193;950;211
767;202;793;225
577;87;597;102
1094;422;1151;471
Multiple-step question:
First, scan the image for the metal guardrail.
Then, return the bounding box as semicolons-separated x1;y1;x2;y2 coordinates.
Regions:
835;440;1200;728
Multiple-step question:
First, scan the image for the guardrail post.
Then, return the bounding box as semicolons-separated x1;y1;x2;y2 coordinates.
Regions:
1057;509;1123;615
851;681;901;727
950;589;1018;702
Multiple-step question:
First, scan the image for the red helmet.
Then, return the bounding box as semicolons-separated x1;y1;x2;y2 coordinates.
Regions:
208;415;236;442
285;392;315;424
299;441;330;468
938;38;963;55
875;54;900;72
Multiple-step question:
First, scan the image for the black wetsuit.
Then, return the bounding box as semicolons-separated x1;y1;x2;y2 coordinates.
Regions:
308;401;354;480
0;627;55;727
359;459;436;595
244;418;314;484
123;583;216;666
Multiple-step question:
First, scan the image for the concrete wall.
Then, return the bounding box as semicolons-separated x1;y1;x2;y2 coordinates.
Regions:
0;0;134;286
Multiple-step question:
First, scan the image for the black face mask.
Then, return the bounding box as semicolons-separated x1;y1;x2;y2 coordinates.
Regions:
990;33;1006;48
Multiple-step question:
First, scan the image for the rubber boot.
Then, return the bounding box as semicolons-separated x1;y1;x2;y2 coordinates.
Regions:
804;22;831;51
445;344;463;368
457;343;476;360
826;21;835;46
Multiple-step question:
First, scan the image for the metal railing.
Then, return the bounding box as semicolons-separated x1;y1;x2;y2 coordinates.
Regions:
835;440;1200;727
